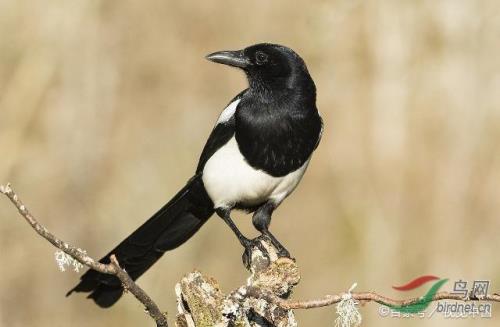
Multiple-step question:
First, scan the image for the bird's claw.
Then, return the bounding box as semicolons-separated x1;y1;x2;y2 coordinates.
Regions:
241;236;271;269
261;232;292;260
276;246;291;259
240;234;293;268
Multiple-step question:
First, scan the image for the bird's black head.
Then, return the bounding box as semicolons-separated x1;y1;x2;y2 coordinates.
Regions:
206;43;315;95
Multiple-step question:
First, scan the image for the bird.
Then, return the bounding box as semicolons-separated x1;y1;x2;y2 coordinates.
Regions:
67;43;323;308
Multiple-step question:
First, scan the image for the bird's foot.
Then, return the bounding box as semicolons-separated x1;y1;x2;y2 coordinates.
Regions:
240;234;293;269
241;236;272;269
262;231;292;260
274;245;291;259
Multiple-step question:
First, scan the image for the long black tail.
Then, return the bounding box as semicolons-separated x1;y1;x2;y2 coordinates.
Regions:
66;175;214;308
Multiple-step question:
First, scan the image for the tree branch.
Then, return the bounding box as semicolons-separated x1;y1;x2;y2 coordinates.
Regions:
173;220;499;326
277;291;500;310
0;183;168;327
175;256;499;326
2;182;499;327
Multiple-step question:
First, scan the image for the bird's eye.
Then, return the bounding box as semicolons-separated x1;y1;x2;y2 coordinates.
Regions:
255;51;268;65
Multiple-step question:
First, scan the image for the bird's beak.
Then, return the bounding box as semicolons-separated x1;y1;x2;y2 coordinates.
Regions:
205;50;250;69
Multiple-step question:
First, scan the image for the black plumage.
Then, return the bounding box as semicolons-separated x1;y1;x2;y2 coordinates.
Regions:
67;175;213;307
67;43;323;308
235;88;321;177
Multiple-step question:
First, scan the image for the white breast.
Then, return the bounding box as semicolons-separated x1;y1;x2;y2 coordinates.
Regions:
202;137;310;209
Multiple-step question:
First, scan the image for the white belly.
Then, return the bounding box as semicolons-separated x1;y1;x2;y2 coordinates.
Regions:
202;137;310;209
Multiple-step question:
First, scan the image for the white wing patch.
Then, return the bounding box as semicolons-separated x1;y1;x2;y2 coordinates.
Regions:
216;99;241;124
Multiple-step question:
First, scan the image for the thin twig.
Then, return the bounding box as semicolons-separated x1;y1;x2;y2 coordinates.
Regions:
278;291;500;310
1;183;168;327
109;254;168;325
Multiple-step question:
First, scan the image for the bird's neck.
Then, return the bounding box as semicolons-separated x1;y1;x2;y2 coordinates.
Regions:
247;76;316;106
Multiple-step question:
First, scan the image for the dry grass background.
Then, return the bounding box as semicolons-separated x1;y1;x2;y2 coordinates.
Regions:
0;0;499;326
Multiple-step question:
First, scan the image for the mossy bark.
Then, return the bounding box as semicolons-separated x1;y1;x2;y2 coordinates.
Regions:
175;236;299;327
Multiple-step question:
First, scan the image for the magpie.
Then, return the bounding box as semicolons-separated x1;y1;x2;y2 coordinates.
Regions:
67;43;323;308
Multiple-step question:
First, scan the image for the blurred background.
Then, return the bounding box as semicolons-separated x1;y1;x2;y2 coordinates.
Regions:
0;0;499;326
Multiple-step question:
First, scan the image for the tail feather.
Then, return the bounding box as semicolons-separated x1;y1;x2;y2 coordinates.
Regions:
67;175;214;308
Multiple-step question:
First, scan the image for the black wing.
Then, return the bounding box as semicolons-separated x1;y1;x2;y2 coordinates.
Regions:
195;90;247;173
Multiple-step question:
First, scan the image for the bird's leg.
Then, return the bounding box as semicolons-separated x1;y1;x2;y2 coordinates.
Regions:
252;202;291;258
216;208;269;267
216;208;249;245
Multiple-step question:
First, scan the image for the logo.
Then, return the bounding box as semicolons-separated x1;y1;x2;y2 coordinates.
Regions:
378;276;493;319
388;275;448;313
